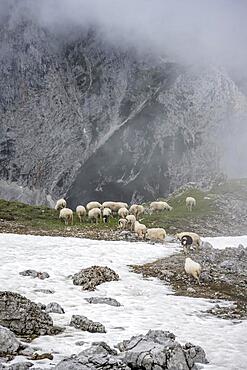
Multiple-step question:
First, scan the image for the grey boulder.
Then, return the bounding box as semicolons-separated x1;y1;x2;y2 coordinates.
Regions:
70;315;106;333
72;266;119;291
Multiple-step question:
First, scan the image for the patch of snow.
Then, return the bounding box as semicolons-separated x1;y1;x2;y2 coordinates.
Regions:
0;233;246;369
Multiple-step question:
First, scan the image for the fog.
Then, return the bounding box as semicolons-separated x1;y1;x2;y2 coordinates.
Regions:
1;0;247;178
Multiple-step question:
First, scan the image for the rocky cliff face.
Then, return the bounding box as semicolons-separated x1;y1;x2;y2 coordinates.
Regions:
0;4;246;206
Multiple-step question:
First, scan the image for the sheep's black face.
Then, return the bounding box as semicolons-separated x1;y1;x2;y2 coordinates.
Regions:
181;235;193;246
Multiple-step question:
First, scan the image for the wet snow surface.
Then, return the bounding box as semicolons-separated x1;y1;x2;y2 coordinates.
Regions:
0;233;247;369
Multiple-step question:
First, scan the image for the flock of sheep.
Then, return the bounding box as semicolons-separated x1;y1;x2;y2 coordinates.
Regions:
55;196;201;284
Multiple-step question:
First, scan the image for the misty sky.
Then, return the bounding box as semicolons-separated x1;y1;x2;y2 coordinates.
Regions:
1;0;247;72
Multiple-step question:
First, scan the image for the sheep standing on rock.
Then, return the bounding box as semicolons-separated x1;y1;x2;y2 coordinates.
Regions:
102;208;112;223
86;201;102;211
118;218;128;230
146;228;166;242
126;215;136;231
129;204;145;220
186;197;196;212
184;257;202;284
76;205;86;223
176;232;201;251
150;201;172;212
118;207;129;218
134;221;147;239
59;208;73;225
55;198;66;211
88;208;102;223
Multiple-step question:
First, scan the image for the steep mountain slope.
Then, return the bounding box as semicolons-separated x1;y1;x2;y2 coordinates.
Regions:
0;6;246;206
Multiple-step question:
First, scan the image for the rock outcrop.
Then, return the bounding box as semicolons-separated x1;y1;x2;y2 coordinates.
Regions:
0;291;62;338
72;266;119;291
69;315;106;333
0;1;247;205
55;330;207;369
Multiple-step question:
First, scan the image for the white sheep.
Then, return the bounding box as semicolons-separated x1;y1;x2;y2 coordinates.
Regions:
134;221;147;239
118;207;129;218
129;204;145;219
55;198;66;211
59;207;73;225
76;205;86;223
150;201;173;212
126;215;136;231
176;232;201;251
146;228;166;242
86;201;102;211
102;201;128;213
88;208;101;223
102;207;112;223
118;218;128;230
184;257;202;284
186;197;196;212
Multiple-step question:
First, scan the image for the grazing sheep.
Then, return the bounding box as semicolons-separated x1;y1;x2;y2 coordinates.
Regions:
102;201;128;213
129;204;145;219
150;201;173;212
184;257;202;284
102;207;112;223
59;208;73;225
118;218;128;230
134;221;147;239
55;198;66;211
186;197;196;212
118;207;129;218
88;208;101;223
86;201;102;211
126;215;136;231
76;205;86;222
176;232;201;251
146;228;166;242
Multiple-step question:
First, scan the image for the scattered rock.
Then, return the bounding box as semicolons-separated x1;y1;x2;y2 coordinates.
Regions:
36;303;46;311
0;292;63;338
30;352;53;360
72;266;119;291
3;362;34;370
70;315;106;333
205;302;247;320
45;303;65;314
118;330;208;369
0;326;21;357
55;330;207;369
75;341;85;346
85;297;121;307
55;342;129;370
34;289;55;294
19;270;49;280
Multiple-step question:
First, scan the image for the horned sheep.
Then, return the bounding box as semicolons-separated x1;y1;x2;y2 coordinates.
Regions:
76;205;86;222
59;207;73;225
184;257;202;284
176;232;201;250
